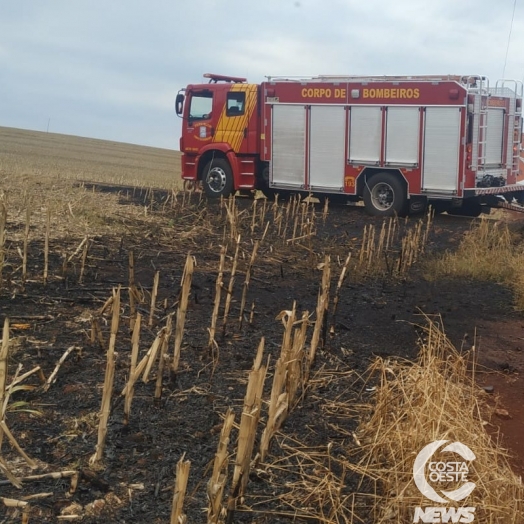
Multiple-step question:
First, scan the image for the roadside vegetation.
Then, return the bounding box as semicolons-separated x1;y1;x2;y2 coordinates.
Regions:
352;317;523;523
424;218;524;310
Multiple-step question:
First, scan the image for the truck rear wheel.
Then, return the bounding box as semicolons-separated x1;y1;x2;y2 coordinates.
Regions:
447;199;482;218
202;159;233;198
363;173;407;217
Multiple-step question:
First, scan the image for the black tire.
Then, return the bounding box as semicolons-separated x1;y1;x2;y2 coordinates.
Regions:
202;159;233;198
363;173;407;217
447;200;482;218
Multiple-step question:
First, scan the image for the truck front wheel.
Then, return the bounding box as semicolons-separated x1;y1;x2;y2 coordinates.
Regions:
202;159;233;198
363;173;407;217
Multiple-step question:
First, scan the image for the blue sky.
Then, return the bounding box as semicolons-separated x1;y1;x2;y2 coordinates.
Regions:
1;0;523;150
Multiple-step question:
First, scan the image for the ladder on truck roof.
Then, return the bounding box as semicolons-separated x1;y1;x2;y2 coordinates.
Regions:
492;79;524;97
466;76;489;171
494;80;524;174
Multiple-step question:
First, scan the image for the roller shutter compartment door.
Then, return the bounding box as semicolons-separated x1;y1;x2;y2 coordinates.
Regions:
385;107;420;166
309;105;346;189
348;106;382;164
484;108;504;166
422;107;461;192
271;105;306;187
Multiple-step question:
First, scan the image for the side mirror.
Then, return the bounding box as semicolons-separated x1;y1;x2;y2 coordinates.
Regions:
175;93;184;116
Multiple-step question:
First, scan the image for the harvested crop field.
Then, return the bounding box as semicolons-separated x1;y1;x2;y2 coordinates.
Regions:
0;126;523;523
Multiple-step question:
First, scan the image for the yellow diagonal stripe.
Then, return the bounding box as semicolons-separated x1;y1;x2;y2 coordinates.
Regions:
214;84;257;152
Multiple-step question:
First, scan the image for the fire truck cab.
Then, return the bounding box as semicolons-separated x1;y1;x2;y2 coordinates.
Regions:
176;73;524;217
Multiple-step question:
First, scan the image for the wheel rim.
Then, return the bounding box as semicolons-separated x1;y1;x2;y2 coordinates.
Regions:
370;182;394;211
206;167;227;193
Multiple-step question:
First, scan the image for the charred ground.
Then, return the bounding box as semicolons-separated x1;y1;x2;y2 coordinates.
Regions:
0;128;523;522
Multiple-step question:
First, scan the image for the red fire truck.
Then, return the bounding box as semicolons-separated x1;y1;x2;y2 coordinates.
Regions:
176;73;523;216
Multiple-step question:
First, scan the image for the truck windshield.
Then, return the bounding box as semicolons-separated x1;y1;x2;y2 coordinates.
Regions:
189;92;213;120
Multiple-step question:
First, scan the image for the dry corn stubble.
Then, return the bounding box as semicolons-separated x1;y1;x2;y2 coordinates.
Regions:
170;453;191;524
238;241;259;329
172;254;195;374
149;270;160;327
207;408;235;524
308;255;331;371
155;313;173;401
259;308;309;464
124;312;141;424
353;212;431;279
208;245;227;349
0;194;7;290
227;339;267;522
222;234;241;337
5;129;521;523
91;287;121;465
0;318;9;453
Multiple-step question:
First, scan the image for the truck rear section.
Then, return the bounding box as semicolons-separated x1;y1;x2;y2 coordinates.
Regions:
176;74;523;217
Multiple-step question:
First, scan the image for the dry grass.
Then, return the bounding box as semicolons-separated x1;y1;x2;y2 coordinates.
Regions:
350;317;523;523
252;318;523;524
0;127;186;255
424;218;524;310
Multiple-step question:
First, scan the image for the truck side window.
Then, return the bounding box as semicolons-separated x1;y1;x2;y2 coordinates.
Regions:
227;92;245;117
189;92;213;120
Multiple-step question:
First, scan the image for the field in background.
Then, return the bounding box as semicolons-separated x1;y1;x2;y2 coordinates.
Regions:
0;126;182;189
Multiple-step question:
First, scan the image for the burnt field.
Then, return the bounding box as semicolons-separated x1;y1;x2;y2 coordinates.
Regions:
0;127;523;523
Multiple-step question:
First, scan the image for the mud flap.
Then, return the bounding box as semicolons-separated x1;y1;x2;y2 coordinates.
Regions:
408;195;427;215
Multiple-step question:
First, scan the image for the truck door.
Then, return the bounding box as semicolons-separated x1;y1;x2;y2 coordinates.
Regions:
184;89;215;152
214;84;258;154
